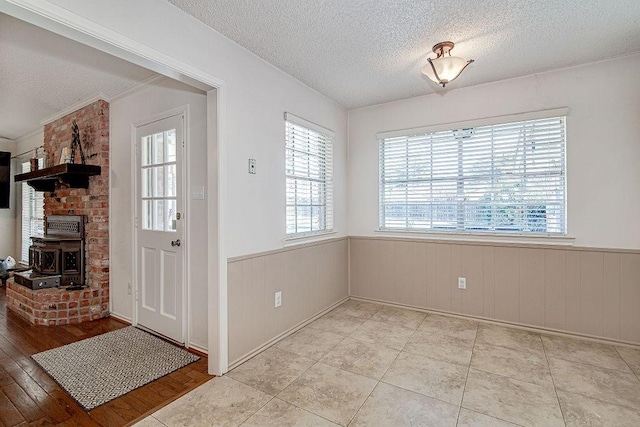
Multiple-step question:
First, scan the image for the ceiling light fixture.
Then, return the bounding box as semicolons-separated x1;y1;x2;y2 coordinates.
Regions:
421;41;474;87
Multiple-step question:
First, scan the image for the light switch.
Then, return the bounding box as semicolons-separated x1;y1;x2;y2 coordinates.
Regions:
249;158;256;174
192;186;205;200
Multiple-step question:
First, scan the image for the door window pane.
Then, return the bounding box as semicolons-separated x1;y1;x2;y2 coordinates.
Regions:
142;168;153;197
153;166;164;197
154;132;164;164
154;200;165;231
140;125;180;233
142;136;153;166
142;200;152;230
167;199;177;232
167;130;177;162
166;164;177;197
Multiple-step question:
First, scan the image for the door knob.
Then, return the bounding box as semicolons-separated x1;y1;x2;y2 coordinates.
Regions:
171;239;181;247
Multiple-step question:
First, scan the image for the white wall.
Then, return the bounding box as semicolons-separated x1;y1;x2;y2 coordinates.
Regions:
0;139;16;258
11;130;44;260
110;78;209;350
27;0;349;259
348;54;640;250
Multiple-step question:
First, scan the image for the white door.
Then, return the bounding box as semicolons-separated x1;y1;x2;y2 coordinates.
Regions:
135;114;185;343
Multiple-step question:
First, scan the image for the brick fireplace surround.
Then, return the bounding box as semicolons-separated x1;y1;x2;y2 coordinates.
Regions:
7;100;110;325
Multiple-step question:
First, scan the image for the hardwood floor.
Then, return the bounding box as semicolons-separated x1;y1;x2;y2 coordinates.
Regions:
0;285;212;426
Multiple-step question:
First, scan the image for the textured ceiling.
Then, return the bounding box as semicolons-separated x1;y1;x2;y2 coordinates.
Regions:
0;13;156;140
168;0;640;109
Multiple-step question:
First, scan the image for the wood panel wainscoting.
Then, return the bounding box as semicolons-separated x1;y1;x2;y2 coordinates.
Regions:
227;237;349;365
0;286;212;426
349;236;640;346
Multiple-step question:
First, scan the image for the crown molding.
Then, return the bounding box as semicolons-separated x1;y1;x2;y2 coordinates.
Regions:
40;92;110;126
15;127;43;143
109;74;166;103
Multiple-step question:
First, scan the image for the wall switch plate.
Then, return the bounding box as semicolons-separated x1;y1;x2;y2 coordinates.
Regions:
249;158;256;174
192;185;205;200
275;291;282;308
458;277;467;290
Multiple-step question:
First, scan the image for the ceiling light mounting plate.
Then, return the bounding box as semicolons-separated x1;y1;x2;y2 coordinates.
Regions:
432;41;455;57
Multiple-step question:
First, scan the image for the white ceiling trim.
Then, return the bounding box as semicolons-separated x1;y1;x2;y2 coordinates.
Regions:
25;76;167;139
40;92;110;126
109;75;167;103
14;127;42;143
109;74;168;102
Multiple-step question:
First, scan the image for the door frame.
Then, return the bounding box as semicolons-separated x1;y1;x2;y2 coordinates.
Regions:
131;107;190;345
0;0;229;374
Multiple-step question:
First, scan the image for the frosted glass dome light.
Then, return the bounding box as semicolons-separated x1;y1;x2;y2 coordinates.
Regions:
421;41;474;87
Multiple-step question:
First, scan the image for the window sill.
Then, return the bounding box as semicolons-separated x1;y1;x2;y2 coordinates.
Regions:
284;230;337;247
374;229;575;246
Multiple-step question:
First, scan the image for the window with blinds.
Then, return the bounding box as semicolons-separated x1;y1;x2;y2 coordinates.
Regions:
285;114;334;237
379;115;566;235
21;162;44;263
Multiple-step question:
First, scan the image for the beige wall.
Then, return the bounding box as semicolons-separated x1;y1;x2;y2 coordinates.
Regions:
227;238;348;364
350;237;640;345
109;78;209;350
348;54;640;250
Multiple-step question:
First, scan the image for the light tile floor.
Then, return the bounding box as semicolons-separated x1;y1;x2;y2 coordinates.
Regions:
136;300;640;426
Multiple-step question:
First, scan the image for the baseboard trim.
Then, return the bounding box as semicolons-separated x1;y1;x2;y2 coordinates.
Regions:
349;296;640;350
109;312;132;324
188;342;208;356
227;296;350;370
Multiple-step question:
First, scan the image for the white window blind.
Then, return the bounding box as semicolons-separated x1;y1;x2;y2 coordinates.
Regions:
21;162;44;263
379;116;566;235
285;114;334;237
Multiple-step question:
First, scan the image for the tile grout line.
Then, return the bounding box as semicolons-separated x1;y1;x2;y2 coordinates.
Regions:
234;318;345;425
459;408;527;427
546;351;640;414
541;336;568;427
272;302;379;426
466;339;555;389
236;394;275;426
455;323;478;426
271;393;340;427
344;305;397;426
271;359;333;424
614;346;640;383
345;308;425;426
369;313;471;418
151;415;169;426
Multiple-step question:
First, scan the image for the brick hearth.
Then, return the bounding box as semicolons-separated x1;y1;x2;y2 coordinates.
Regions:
6;279;109;325
6;99;110;325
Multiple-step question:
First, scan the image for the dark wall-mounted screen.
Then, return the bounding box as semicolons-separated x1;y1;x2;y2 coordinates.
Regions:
0;151;10;209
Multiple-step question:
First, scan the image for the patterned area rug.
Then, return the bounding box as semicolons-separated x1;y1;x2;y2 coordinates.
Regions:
32;326;199;411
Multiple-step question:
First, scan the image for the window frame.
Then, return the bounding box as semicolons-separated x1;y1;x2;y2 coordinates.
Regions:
378;109;568;238
20;161;44;263
284;112;334;240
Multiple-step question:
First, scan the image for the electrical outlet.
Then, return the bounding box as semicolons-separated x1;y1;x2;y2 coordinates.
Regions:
275;291;282;308
248;158;256;174
458;277;467;290
127;281;132;295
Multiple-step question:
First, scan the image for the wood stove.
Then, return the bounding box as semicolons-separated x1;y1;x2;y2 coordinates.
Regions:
28;215;86;287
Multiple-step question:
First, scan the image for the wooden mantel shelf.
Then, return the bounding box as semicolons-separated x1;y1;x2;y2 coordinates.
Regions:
15;163;101;192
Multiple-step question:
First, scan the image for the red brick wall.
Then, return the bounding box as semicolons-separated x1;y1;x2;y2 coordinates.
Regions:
43;100;109;297
6;280;109;325
7;100;110;325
